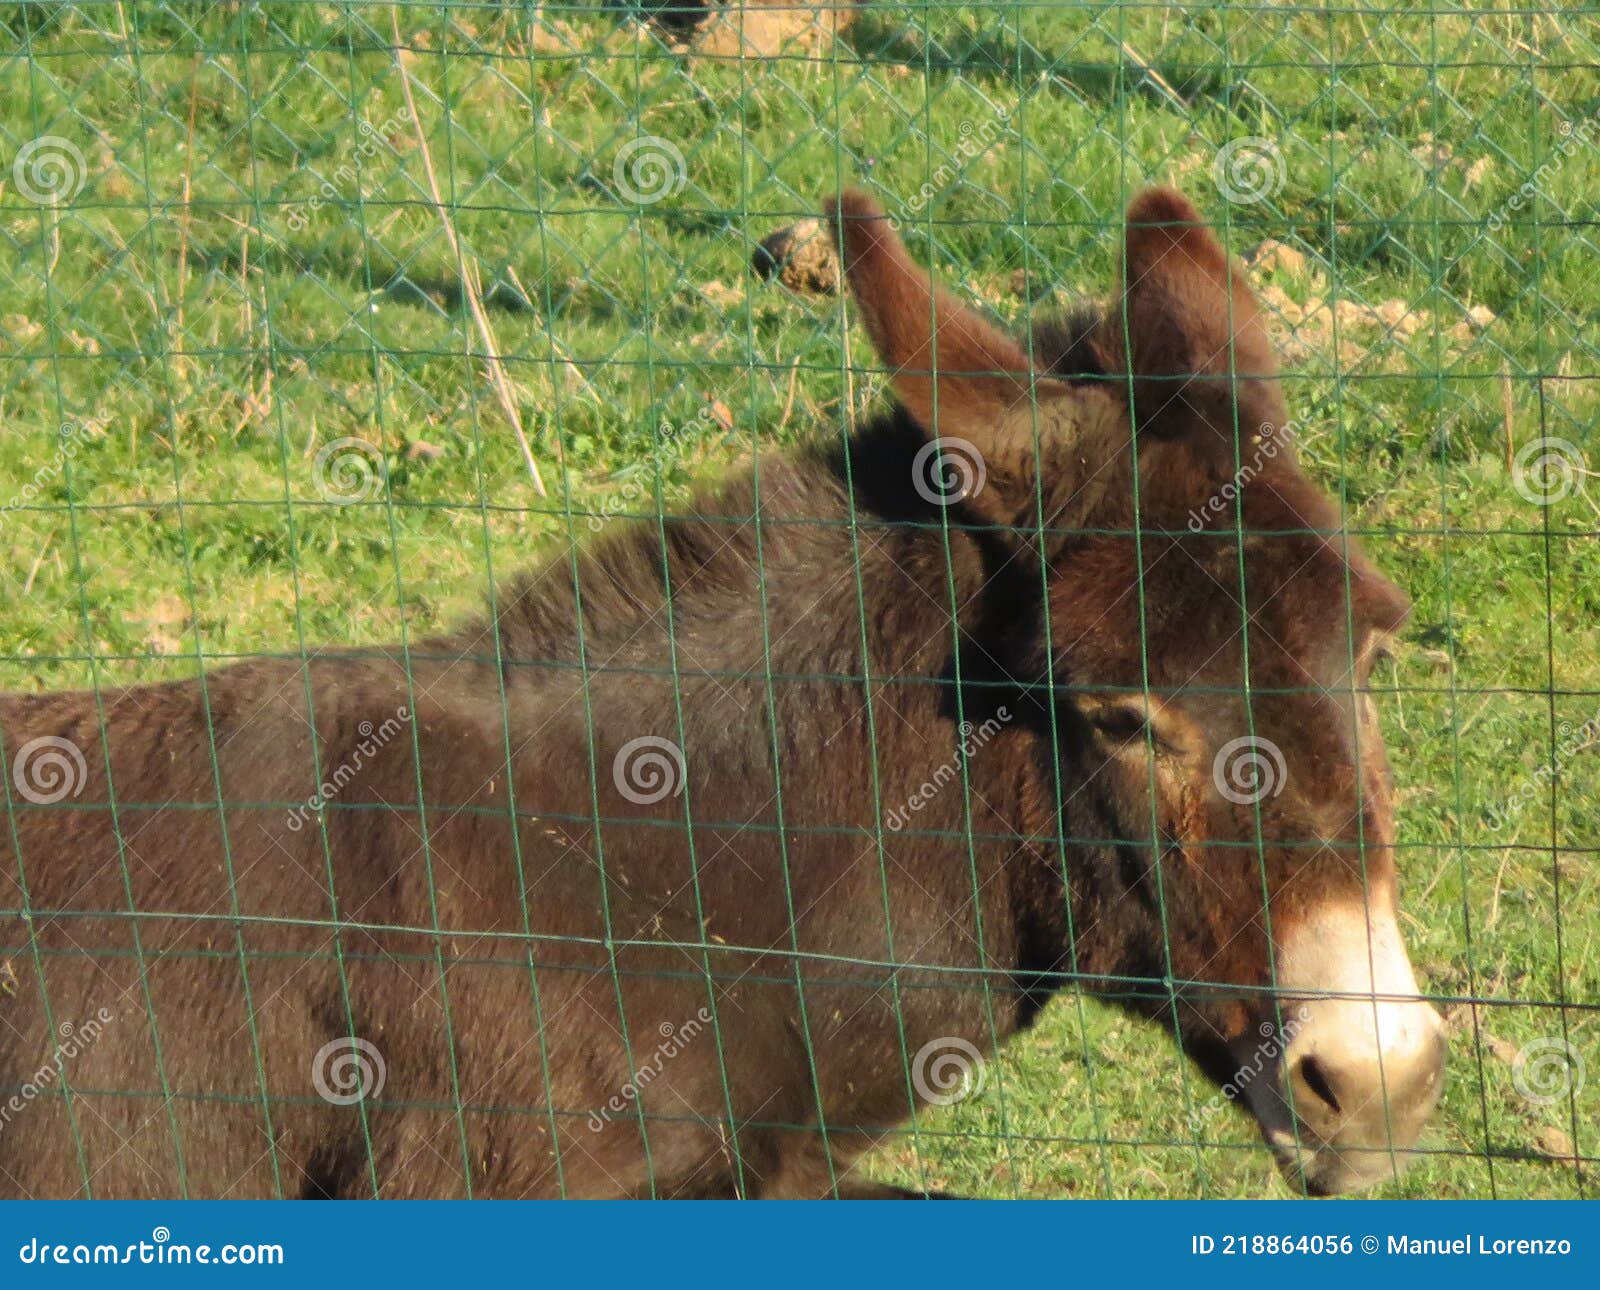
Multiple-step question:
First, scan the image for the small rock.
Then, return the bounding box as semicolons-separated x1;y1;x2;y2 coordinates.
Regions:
691;0;857;58
1375;299;1422;335
1248;239;1308;278
1411;139;1454;169
698;279;744;309
1465;304;1496;331
751;217;839;296
1334;298;1373;330
125;594;189;650
1257;282;1305;325
1534;1126;1575;1160
703;396;735;433
530;18;582;53
405;440;444;463
3;314;44;344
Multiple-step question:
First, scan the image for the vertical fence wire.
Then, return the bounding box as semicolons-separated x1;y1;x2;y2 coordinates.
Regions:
0;0;1594;1198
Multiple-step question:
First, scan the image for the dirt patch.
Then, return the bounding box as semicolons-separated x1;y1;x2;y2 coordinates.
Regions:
1244;238;1496;368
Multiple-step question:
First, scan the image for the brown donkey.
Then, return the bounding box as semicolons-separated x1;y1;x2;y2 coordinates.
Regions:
0;188;1443;1199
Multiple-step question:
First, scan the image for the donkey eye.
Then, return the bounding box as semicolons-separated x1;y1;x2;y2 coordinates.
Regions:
1358;641;1397;690
1089;704;1151;744
1081;697;1190;758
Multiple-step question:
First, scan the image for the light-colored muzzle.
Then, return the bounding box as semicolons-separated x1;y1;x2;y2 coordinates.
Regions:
1238;900;1447;1194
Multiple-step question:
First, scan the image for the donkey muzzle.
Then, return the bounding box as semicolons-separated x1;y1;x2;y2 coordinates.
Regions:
1243;902;1447;1195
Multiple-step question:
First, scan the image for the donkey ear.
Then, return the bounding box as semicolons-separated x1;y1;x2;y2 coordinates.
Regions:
1113;188;1288;448
829;190;1073;440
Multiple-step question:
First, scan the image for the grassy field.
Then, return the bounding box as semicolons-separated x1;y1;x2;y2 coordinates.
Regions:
1;1;1596;1196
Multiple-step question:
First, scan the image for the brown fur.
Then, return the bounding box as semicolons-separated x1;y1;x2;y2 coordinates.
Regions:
0;188;1412;1199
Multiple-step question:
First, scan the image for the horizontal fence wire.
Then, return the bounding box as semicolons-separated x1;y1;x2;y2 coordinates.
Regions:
0;0;1595;1199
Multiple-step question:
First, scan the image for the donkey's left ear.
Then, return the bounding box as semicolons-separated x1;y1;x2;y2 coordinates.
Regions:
1111;189;1289;451
828;190;1085;518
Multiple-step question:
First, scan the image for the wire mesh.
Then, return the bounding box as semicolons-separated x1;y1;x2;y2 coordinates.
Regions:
0;0;1595;1198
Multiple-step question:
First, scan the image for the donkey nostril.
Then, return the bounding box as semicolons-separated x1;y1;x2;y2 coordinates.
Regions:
1295;1054;1344;1116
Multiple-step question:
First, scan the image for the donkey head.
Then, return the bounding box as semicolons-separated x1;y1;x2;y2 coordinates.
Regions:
832;188;1445;1195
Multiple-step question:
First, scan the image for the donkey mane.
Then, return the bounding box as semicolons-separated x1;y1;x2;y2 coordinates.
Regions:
482;402;1037;682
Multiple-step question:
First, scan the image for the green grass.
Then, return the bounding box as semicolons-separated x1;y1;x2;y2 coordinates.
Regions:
1;1;1596;1197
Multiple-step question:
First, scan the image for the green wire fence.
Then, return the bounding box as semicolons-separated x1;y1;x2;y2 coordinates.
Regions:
0;0;1595;1197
